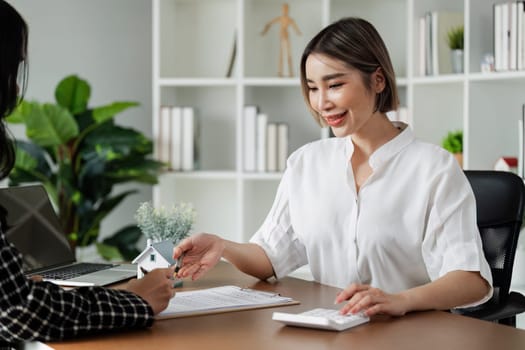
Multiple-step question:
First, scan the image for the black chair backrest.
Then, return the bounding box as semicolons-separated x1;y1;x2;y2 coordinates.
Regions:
464;170;525;306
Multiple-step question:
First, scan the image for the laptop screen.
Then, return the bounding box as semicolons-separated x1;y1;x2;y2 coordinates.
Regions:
0;185;75;273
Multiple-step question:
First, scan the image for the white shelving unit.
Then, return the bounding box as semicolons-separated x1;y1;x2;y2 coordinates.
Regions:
152;0;525;253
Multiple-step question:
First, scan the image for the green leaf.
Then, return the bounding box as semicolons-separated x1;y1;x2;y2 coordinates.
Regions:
98;190;138;214
8;141;54;185
103;225;143;261
76;190;137;245
441;130;463;153
81;123;152;157
92;102;139;124
25;103;79;147
96;242;123;261
105;162;162;185
5;100;32;123
55;75;91;115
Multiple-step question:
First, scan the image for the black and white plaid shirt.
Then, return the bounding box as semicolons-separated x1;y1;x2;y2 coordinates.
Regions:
0;229;153;346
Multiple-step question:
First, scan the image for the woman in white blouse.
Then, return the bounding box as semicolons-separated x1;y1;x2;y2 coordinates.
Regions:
173;17;492;317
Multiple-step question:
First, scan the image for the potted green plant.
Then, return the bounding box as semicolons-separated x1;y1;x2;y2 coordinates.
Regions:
6;75;164;261
447;25;464;73
441;130;463;167
134;201;196;244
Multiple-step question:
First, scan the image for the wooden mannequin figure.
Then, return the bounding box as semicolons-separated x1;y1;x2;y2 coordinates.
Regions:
261;3;302;77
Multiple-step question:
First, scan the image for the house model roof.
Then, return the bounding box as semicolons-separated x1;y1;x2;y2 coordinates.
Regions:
132;240;176;265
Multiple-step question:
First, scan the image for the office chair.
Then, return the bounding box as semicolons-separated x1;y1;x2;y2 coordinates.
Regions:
454;170;525;326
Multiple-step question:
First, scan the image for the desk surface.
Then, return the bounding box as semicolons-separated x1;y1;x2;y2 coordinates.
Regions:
48;262;525;350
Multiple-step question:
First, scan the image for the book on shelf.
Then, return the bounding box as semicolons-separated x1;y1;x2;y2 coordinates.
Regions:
266;123;278;172
243;105;258;172
181;106;199;171
277;123;289;172
510;2;518;71
158;106;172;165
418;15;427;77
494;4;502;71
256;113;268;172
170;106;182;171
494;2;525;72
425;12;433;76
157;105;199;172
518;1;525;70
244;109;290;173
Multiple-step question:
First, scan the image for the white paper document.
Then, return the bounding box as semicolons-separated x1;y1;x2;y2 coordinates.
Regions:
157;285;298;319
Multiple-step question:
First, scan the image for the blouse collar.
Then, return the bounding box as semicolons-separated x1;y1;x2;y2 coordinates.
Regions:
344;122;415;170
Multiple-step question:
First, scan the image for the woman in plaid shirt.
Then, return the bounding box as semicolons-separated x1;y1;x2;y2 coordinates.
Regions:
0;1;176;345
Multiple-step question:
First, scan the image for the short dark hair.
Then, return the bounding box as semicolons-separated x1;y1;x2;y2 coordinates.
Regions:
0;0;28;179
300;17;399;126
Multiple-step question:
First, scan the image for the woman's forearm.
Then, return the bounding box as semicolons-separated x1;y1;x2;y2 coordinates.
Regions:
222;241;274;280
400;270;491;312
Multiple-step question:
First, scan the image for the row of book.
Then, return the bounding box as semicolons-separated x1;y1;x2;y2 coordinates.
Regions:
243;105;289;172
494;2;525;72
157;106;199;171
418;11;464;76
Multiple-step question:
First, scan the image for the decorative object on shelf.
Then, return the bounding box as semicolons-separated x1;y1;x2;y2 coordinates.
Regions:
494;157;518;174
6;75;164;261
480;53;495;73
226;30;237;78
441;130;463;168
447;25;464;74
260;3;302;77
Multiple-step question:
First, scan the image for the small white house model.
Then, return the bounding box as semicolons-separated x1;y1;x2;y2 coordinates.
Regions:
132;239;176;279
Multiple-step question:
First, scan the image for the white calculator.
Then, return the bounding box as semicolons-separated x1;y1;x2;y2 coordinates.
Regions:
272;308;370;331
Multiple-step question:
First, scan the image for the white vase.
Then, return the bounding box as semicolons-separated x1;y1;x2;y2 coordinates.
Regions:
451;49;464;74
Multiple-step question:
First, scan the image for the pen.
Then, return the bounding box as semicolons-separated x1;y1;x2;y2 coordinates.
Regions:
174;253;185;275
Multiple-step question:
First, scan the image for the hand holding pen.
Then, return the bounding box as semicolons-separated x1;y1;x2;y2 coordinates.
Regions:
172;233;225;281
127;266;176;314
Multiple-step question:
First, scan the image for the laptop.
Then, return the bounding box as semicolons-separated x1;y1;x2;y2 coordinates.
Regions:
0;184;137;286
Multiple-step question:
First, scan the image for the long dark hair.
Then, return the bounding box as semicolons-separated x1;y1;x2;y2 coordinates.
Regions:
0;0;28;179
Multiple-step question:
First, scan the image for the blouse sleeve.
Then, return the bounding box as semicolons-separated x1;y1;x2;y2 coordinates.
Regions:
0;230;153;345
421;158;493;307
249;165;308;279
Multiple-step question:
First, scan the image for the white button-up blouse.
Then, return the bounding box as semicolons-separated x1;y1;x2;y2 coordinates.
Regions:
250;124;492;306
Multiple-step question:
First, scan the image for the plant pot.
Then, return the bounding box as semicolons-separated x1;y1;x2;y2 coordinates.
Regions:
451;49;464;74
454;153;463;168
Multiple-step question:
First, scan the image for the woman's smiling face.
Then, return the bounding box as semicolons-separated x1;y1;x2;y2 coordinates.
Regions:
305;53;380;137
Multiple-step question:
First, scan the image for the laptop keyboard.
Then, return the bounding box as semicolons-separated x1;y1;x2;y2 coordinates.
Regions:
37;262;115;280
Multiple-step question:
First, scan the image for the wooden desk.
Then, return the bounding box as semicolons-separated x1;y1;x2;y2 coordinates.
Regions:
47;262;525;350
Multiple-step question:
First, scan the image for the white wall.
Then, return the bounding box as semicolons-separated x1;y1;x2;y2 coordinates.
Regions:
7;0;153;245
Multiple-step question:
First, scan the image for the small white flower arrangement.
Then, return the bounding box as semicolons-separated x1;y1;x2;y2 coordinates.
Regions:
134;201;196;243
